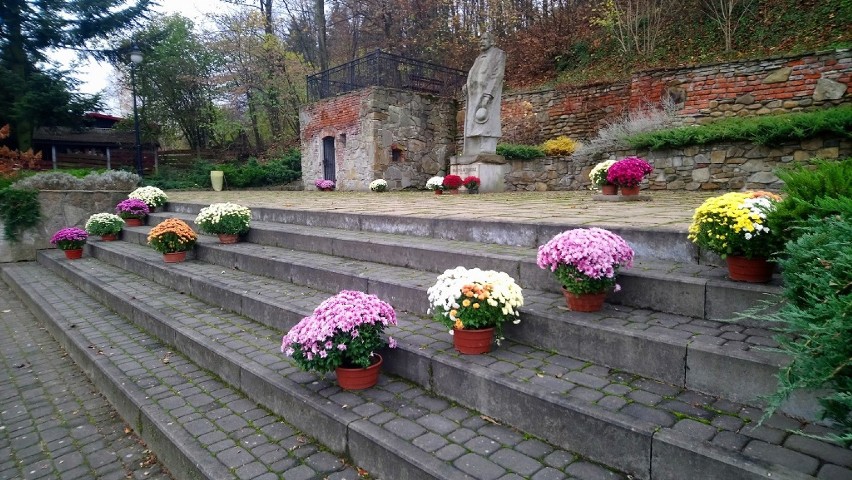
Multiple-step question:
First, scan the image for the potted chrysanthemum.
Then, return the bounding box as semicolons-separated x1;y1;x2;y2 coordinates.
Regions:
84;213;125;241
281;290;397;390
606;156;653;196
129;186;168;211
315;179;335;191
537;228;634;312
426;176;444;195
147;218;197;263
115;198;150;227
427;267;524;354
688;191;781;283
463;176;481;194
194;202;252;244
442;174;463;194
370;179;388;192
51;227;88;259
589;160;617;195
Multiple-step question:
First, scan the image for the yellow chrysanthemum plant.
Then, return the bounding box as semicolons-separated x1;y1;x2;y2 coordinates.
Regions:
688;191;782;259
147;218;198;254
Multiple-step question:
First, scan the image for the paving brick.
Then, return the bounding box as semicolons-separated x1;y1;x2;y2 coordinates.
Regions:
491;449;542;476
412;433;448;453
620;403;676;427
383;418;426;440
784;434;852;467
466;436;502;455
673;419;717;441
435;444;467;461
455;453;505;480
531;467;567;480
565;461;623;480
516;439;554;459
818;464;852;480
743;441;819;475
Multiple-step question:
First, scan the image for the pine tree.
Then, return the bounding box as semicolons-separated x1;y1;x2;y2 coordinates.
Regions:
0;0;153;150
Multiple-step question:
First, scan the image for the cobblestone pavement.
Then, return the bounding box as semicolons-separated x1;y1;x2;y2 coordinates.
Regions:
0;282;173;480
20;258;635;480
35;250;852;479
166;190;711;231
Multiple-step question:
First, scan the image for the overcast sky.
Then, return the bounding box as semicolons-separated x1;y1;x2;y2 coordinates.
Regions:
49;0;227;114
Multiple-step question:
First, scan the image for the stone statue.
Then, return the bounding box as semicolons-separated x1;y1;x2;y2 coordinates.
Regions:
462;32;506;157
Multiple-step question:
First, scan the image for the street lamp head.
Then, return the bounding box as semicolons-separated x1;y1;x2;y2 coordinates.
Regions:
130;44;143;65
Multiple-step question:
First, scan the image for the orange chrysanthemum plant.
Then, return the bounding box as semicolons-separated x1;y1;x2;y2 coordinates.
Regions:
0;124;41;179
147;218;197;254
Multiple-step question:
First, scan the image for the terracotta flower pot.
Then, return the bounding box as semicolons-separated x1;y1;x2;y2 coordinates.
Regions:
601;184;618;195
100;234;118;242
163;251;187;263
63;248;83;260
336;354;383;390
218;233;239;244
434;190;443;195
620;185;640;196
726;255;774;283
124;218;144;227
453;327;495;354
562;289;607;312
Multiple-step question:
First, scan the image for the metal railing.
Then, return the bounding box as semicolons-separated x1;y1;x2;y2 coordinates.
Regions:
307;50;466;102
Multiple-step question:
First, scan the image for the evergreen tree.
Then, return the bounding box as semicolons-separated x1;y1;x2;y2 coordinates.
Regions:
0;0;153;150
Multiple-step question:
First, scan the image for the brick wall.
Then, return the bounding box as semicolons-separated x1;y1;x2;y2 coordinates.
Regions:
499;49;851;142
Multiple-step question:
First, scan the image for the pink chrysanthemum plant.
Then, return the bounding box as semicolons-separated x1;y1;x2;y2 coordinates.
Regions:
537;228;635;295
606;156;653;188
281;290;398;374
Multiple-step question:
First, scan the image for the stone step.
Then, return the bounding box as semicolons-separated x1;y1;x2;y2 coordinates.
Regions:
56;244;850;479
0;263;365;480
164;201;700;264
116;227;799;415
148;209;781;322
21;253;650;480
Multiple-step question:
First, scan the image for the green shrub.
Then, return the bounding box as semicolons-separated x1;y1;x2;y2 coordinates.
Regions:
496;143;545;160
760;215;852;444
768;158;852;245
145;150;301;190
627;106;852;150
0;188;41;241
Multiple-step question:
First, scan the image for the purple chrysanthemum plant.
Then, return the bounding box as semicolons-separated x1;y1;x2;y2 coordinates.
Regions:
281;290;397;374
50;227;88;250
115;198;150;219
537;227;634;295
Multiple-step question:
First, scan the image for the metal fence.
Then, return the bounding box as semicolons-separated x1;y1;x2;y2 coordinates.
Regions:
307;50;466;102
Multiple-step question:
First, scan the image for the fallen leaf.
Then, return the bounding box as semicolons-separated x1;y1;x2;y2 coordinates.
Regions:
480;415;500;425
357;467;370;477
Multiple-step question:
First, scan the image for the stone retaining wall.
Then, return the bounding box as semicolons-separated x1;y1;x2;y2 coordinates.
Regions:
505;137;851;192
0;190;130;262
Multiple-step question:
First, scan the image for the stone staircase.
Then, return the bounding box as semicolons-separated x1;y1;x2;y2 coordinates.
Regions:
2;202;850;480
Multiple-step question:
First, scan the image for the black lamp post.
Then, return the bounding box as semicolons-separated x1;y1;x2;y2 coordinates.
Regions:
130;44;144;178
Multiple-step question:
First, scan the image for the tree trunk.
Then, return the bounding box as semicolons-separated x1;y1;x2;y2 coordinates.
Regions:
315;0;329;71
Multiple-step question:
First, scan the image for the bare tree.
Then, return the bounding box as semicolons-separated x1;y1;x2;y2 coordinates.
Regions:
592;0;670;56
702;0;754;52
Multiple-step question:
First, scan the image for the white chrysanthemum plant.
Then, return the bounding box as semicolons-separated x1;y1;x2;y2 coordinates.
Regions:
194;202;252;236
427;266;524;343
426;176;444;192
370;179;388;192
589;160;616;188
128;186;168;209
84;213;125;236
